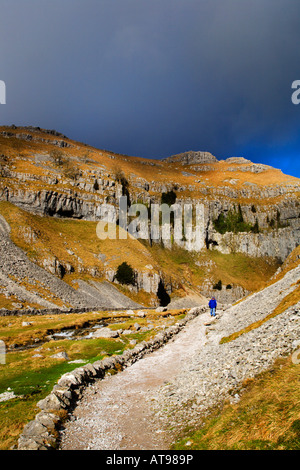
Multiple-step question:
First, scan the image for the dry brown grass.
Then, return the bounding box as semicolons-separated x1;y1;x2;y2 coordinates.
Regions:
0;201;157;276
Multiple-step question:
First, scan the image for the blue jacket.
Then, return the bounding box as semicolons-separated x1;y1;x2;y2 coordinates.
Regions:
209;298;217;308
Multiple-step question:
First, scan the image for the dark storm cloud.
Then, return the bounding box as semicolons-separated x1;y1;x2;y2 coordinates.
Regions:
1;0;300;175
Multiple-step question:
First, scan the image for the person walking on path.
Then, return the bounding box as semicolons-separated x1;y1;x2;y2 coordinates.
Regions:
209;297;217;317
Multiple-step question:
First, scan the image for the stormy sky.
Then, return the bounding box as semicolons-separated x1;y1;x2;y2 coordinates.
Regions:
1;0;300;176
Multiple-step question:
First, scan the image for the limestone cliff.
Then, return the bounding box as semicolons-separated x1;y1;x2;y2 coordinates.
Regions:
1;125;300;306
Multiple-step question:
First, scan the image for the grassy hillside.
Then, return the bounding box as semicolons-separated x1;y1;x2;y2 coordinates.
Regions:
0;201;161;307
0;201;156;273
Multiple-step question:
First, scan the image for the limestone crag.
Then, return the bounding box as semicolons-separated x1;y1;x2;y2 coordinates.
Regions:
1;159;300;261
0;187;106;220
211;227;300;261
105;267;176;307
0;129;72;148
163;151;218;165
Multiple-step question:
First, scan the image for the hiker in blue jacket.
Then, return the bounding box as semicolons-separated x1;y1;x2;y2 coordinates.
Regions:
209;297;217;317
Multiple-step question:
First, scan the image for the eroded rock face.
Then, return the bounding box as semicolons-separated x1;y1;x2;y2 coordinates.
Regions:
200;282;249;305
0;187;103;219
210;227;300;262
1;169;300;262
163;151;218;165
203;196;300;262
105;267;173;306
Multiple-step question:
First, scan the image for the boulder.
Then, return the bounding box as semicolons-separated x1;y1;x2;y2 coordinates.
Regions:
51;351;69;360
91;327;119;338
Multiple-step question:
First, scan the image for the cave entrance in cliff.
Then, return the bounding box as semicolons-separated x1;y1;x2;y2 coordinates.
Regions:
157;280;170;307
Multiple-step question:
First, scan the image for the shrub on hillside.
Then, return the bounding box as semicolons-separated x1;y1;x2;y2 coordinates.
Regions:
115;262;135;285
161;190;176;206
251;219;260;233
63;164;81;181
50;149;67;167
114;167;129;195
213;280;222;290
213;205;254;234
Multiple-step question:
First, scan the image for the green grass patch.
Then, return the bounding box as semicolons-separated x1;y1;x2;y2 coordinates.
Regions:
0;337;127;449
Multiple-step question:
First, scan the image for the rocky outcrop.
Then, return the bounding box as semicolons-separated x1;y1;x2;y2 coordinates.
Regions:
163;151;217;165
0;187;104;220
105;267;175;307
2;182;299;262
224;157;252;164
0;129;72;148
105;267;162;294
204;197;300;262
199;281;249;304
211;227;300;262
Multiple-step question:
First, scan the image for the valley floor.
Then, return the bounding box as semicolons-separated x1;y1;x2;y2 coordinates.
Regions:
59;262;300;450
